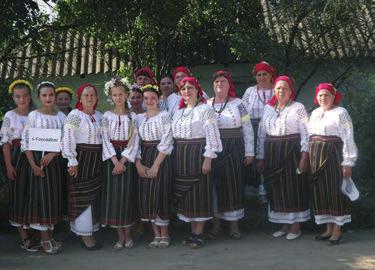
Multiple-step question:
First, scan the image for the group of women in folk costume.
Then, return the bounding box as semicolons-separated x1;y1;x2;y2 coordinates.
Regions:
0;60;358;254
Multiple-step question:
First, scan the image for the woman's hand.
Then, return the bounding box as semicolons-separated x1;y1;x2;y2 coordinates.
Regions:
40;153;58;168
112;161;126;175
32;165;43;177
6;164;16;181
342;166;352;178
298;152;309;174
202;157;212;175
147;163;161;179
244;156;254;166
68;166;78;178
256;159;264;173
135;160;147;178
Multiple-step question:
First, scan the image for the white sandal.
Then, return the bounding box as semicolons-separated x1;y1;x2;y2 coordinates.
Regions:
113;241;124;250
148;237;161;248
158;237;170;248
124;240;134;249
41;239;61;255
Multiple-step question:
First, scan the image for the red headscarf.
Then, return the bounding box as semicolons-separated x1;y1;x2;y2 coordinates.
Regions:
171;66;191;81
134;66;156;85
314;83;342;105
75;83;98;111
212;70;237;98
178;76;206;109
268;75;296;107
252;61;276;79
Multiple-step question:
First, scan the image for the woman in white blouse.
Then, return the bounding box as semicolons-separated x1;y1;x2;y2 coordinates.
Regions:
308;83;358;245
62;83;103;250
242;61;276;197
22;81;65;254
207;71;254;239
172;76;222;248
1;80;39;252
257;75;310;240
135;84;173;248
101;78;139;249
159;75;180;115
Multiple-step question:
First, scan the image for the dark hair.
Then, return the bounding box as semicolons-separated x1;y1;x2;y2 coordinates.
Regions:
37;81;55;96
142;86;161;97
131;86;143;95
159;75;173;86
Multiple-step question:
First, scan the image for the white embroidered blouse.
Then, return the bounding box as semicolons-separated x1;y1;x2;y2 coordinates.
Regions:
0;110;28;145
242;85;273;119
101;111;139;162
159;93;180;115
308;106;358;167
172;103;222;158
257;101;309;159
136;111;173;158
206;98;254;157
61;109;103;167
21;110;65;151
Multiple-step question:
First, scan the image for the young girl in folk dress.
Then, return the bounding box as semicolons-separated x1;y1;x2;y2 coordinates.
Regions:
22;81;65;254
101;77;139;249
135;84;174;248
1;80;39;252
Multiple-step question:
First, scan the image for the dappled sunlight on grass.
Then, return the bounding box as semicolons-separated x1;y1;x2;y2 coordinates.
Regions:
345;256;375;269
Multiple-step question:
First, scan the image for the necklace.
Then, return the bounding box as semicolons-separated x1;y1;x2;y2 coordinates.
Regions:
212;96;229;114
179;101;200;121
275;99;292;117
256;85;272;105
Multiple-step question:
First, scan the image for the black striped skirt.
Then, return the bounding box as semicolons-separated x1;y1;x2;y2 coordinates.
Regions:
263;134;309;212
173;138;213;218
26;150;62;225
244;118;260;186
68;144;102;224
101;141;137;227
309;136;350;217
212;128;244;213
138;140;172;222
8;140;30;225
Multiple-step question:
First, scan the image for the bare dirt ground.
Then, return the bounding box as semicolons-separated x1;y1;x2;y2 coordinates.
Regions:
0;223;374;270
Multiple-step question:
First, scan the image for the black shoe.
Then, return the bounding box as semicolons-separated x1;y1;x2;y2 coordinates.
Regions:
182;233;195;246
328;236;342;245
190;234;205;249
315;234;331;241
79;237;103;251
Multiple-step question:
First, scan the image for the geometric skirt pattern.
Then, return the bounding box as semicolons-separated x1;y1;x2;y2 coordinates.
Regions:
138;140;172;222
263;134;309;213
212;128;244;213
173;138;213;219
101;142;137;227
309;136;351;220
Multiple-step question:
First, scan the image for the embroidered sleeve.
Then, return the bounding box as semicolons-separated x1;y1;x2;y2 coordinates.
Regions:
157;112;174;155
101;115;117;161
296;104;309;152
338;110;358;167
122;114;139;163
202;107;222;158
256;117;266;159
241;87;251;109
238;103;254;156
0;115;11;145
61;112;81;167
21;113;35;151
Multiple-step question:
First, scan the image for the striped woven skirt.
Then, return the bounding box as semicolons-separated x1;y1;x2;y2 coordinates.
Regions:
263;134;309;213
244;118;260;186
101;141;137;227
212;128;244;214
26;151;62;226
309;136;351;225
138;140;172;223
8;140;30;225
173;138;213;219
68;144;102;224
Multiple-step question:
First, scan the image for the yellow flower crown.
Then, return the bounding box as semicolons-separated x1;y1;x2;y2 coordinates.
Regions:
56;86;74;95
8;79;33;94
140;84;159;93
